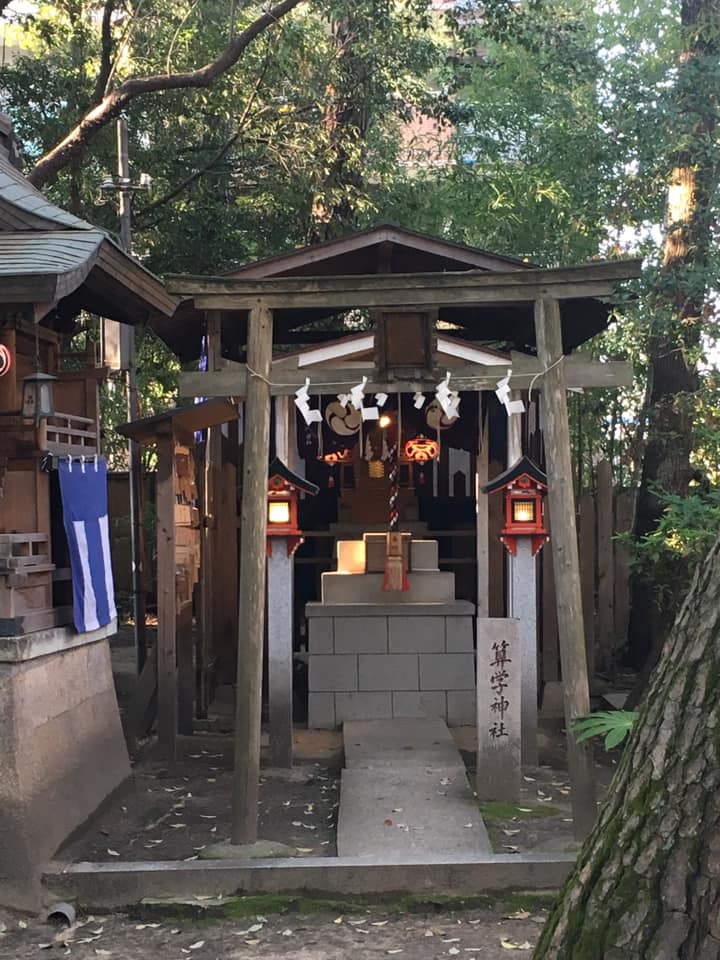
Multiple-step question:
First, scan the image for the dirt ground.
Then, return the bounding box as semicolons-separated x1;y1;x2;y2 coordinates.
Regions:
0;898;552;959
59;733;343;863
57;717;617;865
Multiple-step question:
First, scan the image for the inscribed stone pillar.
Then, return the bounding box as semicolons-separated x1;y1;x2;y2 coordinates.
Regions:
267;539;294;767
476;618;521;802
511;537;538;766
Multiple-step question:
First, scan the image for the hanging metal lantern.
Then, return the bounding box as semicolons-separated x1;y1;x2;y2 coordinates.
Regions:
22;371;57;425
368;459;385;479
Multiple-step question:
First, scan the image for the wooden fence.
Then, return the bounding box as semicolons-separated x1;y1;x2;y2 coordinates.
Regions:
541;459;633;683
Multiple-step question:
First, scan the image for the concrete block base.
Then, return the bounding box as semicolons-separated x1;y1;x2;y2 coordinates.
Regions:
306;603;476;727
0;622;130;910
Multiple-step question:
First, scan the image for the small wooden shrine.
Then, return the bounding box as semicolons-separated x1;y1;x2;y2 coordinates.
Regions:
158;224;640;836
0;118;176;910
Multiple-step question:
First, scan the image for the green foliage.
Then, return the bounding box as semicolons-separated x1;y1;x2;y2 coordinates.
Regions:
573;711;638;750
622;485;720;608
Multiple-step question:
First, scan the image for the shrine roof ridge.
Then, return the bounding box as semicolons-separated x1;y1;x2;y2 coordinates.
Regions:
482;456;548;494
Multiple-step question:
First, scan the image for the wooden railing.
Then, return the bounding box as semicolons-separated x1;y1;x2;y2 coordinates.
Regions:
39;412;98;457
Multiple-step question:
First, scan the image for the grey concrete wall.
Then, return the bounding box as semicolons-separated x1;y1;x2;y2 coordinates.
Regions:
0;637;130;910
307;604;476;728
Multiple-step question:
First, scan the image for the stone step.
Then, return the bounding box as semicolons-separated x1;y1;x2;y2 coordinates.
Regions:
337;719;490;859
322;570;455;604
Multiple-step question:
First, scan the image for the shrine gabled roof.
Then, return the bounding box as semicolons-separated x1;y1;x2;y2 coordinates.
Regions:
482;455;548;493
269;457;320;496
223;223;534;279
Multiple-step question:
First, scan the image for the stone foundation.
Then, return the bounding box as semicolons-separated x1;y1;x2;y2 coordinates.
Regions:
0;621;130;910
306;602;476;728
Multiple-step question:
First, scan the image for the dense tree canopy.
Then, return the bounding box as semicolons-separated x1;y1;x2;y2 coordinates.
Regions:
1;0;718;659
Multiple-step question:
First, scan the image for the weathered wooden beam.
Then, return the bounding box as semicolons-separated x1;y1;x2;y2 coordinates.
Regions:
166;259;642;305
189;282;618;311
156;424;177;764
534;297;596;839
199;310;222;718
231;303;273;846
178;359;633;399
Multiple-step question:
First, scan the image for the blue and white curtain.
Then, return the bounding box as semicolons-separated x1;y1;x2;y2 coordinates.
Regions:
58;457;117;633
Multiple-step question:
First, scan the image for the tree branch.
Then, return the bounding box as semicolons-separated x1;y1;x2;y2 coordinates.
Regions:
135;57;270;224
28;0;304;187
92;0;116;106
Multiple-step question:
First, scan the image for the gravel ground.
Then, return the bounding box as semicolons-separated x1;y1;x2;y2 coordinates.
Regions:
0;899;552;959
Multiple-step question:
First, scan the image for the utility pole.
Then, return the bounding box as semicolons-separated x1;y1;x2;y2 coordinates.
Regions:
102;117;150;675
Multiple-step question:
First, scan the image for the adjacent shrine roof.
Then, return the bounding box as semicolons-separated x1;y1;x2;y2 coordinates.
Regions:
0;130;176;327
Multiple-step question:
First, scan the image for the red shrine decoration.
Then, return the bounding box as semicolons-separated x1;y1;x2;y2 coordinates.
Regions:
0;344;12;378
266;457;319;557
403;434;440;462
482;455;549;557
321;449;352;464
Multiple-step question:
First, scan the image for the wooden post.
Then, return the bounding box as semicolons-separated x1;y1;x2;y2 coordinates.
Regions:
534;297;596;838
156;425;177;763
199;311;223;713
476;403;489;618
614;489;634;647
596;459;614;676
231;303;273;845
579;492;596;678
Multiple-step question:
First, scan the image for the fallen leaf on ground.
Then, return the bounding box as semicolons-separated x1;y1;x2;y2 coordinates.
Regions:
502;829;520;836
500;938;532;950
502;911;530;920
106;849;120;857
372;921;389;926
384;818;393;826
334;917;343;925
188;942;205;950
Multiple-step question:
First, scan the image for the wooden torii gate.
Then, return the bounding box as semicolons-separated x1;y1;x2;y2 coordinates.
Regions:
167;257;642;843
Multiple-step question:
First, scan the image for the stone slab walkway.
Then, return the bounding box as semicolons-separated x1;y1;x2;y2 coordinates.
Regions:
337;718;491;858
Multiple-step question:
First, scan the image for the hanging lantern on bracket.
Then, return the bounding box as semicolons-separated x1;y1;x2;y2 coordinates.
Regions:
22;370;57;425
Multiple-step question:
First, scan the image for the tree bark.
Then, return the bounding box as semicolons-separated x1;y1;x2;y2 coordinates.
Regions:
27;0;303;188
308;10;370;242
627;0;720;669
534;532;720;960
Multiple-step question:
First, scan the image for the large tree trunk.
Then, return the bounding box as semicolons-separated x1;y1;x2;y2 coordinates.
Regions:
534;532;720;960
308;11;370;243
627;0;720;669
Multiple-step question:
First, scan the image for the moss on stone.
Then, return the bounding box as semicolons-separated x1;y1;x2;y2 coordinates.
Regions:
131;889;560;923
479;801;562;820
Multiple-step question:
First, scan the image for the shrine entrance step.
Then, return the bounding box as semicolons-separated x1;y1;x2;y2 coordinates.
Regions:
337;718;490;858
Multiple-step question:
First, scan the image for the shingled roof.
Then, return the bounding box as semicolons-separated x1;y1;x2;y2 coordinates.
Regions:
0;119;176;326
